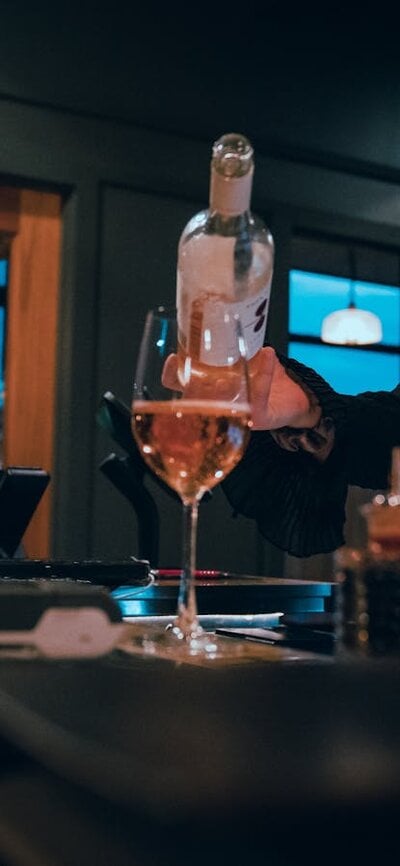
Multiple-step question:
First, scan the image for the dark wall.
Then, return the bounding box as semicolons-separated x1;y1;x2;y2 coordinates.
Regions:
0;2;399;574
0;3;398;175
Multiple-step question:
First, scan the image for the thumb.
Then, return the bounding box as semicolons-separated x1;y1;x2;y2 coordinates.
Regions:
161;353;181;390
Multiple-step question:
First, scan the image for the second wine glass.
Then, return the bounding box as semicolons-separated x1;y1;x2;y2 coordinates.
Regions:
131;305;252;659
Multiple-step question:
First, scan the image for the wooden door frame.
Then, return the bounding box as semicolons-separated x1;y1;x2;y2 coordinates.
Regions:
1;188;62;557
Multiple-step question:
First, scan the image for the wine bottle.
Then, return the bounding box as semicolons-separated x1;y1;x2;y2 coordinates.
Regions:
176;132;274;376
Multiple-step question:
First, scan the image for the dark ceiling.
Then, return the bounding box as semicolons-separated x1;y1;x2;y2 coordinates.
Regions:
0;2;398;173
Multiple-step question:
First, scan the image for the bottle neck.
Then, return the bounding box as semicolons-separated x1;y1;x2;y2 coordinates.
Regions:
209;166;253;217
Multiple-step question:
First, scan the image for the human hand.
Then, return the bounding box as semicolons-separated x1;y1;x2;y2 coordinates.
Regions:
250;347;321;430
162;347;321;431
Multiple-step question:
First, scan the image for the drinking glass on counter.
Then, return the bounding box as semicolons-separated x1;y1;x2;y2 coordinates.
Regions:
130;305;252;659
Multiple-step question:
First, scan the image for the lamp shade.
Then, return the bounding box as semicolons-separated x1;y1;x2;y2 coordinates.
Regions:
321;306;383;346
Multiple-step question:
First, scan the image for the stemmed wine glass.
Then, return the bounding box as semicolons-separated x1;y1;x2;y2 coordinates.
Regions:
130;305;252;660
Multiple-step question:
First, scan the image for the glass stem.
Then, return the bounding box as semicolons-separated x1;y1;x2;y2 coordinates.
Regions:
175;500;200;638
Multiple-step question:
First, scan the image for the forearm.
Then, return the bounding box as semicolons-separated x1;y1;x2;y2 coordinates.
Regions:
268;354;345;465
271;360;400;487
278;360;400;484
224;355;400;557
336;386;400;489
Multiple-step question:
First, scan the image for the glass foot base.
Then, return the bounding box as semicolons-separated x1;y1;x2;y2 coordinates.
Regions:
120;620;249;665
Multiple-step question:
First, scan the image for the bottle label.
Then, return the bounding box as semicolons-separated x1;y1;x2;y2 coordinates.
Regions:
197;286;270;366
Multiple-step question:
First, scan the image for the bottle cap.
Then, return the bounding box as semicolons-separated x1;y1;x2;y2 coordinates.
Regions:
212;133;253;178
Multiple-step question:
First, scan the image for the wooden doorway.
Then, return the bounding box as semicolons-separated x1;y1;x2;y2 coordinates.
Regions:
0;186;63;558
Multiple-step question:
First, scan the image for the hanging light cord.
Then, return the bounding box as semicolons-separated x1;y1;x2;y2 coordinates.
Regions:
348;247;356;308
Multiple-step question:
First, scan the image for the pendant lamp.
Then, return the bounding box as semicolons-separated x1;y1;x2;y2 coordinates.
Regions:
321;249;383;346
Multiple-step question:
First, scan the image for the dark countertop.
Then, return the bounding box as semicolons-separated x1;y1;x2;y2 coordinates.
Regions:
0;649;399;864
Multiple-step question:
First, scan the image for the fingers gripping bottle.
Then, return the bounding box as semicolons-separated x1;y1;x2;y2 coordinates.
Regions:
176;132;274;377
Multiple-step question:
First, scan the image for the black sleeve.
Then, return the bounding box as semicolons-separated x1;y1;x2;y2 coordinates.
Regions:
337;385;400;489
222;356;400;558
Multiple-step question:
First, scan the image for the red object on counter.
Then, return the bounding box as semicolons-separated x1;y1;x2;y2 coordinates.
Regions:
156;569;226;579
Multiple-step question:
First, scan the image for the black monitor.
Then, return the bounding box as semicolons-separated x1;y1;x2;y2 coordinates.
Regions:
0;466;50;557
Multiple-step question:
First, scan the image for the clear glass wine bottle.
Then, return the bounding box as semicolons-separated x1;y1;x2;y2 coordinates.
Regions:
176;132;274;377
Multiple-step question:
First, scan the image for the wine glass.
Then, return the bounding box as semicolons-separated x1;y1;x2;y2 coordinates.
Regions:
130;305;252;659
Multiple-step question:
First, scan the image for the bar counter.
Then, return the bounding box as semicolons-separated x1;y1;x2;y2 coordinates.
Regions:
0;645;399;865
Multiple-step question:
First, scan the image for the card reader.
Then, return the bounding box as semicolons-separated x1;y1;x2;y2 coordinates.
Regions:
0;580;129;659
